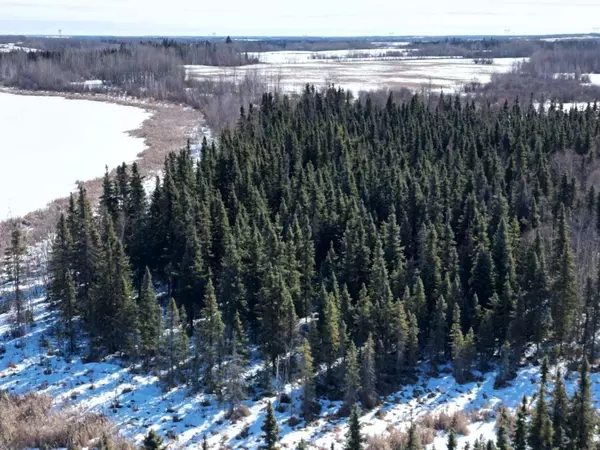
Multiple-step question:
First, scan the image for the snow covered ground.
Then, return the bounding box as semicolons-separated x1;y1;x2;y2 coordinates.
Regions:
0;42;38;53
2;283;600;449
186;58;523;96
247;48;415;64
0;92;151;219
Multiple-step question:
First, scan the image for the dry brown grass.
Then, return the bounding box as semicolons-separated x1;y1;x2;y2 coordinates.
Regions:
0;391;134;450
419;410;471;435
365;425;436;450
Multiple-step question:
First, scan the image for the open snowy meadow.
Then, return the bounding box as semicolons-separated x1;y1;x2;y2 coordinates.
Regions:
186;57;524;95
0;92;151;219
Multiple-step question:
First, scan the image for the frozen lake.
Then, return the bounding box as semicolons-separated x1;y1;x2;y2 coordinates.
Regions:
0;92;150;219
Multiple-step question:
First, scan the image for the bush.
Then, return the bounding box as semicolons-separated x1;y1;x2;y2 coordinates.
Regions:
228;404;251;423
0;392;133;449
419;410;470;435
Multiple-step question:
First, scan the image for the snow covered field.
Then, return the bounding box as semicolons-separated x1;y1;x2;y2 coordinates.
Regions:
186;58;523;96
2;283;600;450
0;92;151;218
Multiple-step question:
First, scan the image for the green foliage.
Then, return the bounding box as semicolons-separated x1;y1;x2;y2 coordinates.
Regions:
261;401;280;450
345;404;363;450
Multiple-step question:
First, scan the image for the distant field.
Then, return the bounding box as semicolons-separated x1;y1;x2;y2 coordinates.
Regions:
186;56;524;95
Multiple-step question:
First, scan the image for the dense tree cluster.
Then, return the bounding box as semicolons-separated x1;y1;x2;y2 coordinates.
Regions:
48;87;600;410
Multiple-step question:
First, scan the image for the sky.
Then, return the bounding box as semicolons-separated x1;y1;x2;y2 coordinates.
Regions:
0;0;599;37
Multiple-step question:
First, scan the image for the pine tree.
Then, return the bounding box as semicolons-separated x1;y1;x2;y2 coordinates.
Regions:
407;423;422;450
301;339;316;422
514;396;528;450
551;204;578;347
529;358;553;450
359;334;378;409
163;298;189;389
551;369;569;450
4;222;27;336
197;279;225;393
427;295;448;364
345;404;363;450
49;213;76;352
88;215;138;354
143;429;164;450
225;330;247;417
496;407;510;450
73;187;100;320
343;341;360;411
447;431;457;450
138;268;162;366
124;162;147;295
261;401;280;450
569;359;594;450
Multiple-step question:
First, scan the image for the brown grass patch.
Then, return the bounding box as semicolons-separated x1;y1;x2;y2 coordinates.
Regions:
419;410;471;435
0;391;133;449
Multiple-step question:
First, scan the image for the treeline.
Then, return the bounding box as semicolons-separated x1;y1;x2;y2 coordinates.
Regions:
466;40;600;103
0;38;257;101
44;88;600;415
407;38;539;59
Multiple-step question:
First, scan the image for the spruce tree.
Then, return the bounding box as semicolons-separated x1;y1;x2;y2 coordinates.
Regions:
514;396;528;450
4;222;27;335
345;404;363;450
496;408;510;450
49;213;76;352
197;279;225;393
552;369;569;450
569;359;594;450
359;334;378;409
407;423;422;450
301;339;316;422
261;401;280;450
343;341;360;411
163;298;189;389
447;431;457;450
529;358;553;450
138;268;162;366
143;429;164;450
551;204;578;347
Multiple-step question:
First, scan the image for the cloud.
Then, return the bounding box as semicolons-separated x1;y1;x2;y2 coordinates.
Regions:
0;0;598;36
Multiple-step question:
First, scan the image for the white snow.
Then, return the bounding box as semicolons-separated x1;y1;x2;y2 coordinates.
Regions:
0;92;151;219
186;57;523;96
0;42;38;53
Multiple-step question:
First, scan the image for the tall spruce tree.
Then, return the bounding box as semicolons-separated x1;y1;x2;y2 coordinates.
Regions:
569;359;594;450
197;279;225;393
138;267;162;366
345;404;363;450
261;401;280;450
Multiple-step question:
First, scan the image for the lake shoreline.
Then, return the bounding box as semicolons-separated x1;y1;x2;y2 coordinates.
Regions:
0;88;206;249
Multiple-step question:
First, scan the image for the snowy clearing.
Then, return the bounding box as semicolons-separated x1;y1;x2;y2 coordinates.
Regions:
2;284;600;450
186;58;523;95
0;92;151;219
0;42;38;53
247;48;416;64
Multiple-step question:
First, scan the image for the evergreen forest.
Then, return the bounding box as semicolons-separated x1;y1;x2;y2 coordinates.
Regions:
31;87;600;449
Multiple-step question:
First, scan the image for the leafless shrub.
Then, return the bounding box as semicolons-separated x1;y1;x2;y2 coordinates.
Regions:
419;410;470;435
0;392;133;449
365;424;436;450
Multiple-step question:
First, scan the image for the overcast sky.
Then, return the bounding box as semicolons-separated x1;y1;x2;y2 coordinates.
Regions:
0;0;599;36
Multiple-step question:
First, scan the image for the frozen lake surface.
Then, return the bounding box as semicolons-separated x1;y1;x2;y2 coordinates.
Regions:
0;92;150;218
